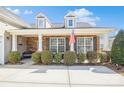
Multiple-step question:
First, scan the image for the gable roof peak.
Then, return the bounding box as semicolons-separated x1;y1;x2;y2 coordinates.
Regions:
36;12;46;19
64;12;76;18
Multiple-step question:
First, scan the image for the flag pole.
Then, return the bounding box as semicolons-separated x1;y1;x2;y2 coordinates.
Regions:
70;29;75;52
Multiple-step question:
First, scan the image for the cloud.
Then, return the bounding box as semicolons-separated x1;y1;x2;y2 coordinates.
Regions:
74;8;93;17
6;7;20;15
24;10;33;15
69;8;100;26
6;7;33;15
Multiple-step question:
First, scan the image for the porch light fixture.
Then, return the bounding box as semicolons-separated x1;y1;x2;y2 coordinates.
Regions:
6;36;9;40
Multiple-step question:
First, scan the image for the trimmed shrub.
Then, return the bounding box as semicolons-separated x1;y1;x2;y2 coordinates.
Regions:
31;52;41;64
99;53;108;63
41;50;53;65
77;53;85;64
64;51;76;65
86;51;97;63
106;51;111;62
54;52;62;64
8;51;21;64
111;30;124;65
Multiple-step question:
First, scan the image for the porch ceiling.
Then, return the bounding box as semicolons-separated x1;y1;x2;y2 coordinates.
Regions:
7;28;115;36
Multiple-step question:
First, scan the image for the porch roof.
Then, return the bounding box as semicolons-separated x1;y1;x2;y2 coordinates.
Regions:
7;28;115;36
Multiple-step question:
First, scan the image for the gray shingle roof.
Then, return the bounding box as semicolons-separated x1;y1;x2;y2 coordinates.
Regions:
51;23;64;28
51;22;92;28
76;22;92;27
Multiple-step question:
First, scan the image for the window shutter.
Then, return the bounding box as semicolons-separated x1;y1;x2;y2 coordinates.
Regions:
93;37;97;51
74;37;77;52
46;37;49;50
66;37;69;51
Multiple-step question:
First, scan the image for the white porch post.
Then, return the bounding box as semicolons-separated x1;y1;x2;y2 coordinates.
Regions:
103;34;109;51
70;43;74;51
38;34;42;51
12;34;17;51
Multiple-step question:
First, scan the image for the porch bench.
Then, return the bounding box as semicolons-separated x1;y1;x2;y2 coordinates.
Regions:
22;51;35;59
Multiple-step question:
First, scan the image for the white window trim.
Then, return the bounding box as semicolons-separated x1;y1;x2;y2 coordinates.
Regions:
49;37;66;54
67;18;75;28
68;20;73;27
37;18;45;28
76;37;84;53
49;38;57;53
77;37;94;54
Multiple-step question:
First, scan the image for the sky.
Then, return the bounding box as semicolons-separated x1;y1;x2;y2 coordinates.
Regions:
5;6;124;36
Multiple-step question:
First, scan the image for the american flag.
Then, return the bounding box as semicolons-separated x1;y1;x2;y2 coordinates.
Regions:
69;30;75;45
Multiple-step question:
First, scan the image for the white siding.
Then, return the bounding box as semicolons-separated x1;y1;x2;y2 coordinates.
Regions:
45;19;51;28
0;21;17;30
0;21;18;64
0;35;4;64
4;32;11;62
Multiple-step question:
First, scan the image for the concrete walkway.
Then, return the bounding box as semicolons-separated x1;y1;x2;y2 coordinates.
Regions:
0;59;124;87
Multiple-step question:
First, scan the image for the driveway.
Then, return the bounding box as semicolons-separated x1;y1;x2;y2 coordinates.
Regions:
0;61;124;86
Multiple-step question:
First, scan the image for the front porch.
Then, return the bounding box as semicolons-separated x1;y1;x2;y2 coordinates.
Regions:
7;28;112;58
15;35;99;57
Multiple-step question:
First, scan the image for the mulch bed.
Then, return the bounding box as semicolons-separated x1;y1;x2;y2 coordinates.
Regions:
5;62;24;65
32;62;103;66
103;63;124;74
73;63;102;66
76;62;124;74
32;63;65;66
72;62;124;74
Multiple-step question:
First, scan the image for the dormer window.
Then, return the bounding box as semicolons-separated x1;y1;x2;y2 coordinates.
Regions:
38;19;44;28
36;12;47;28
68;19;73;27
64;12;77;28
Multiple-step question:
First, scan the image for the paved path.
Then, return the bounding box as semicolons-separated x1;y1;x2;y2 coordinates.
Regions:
0;63;124;87
0;59;124;87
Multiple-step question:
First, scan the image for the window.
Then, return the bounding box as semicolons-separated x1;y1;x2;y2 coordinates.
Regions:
68;20;73;27
85;38;93;52
50;38;66;54
100;44;104;49
77;38;85;53
50;38;57;53
77;37;93;53
38;19;44;28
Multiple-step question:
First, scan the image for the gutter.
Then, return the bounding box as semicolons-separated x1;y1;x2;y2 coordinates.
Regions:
0;7;31;28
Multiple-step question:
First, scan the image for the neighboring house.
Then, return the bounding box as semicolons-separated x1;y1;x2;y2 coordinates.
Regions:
0;7;114;64
108;36;115;50
99;36;115;51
